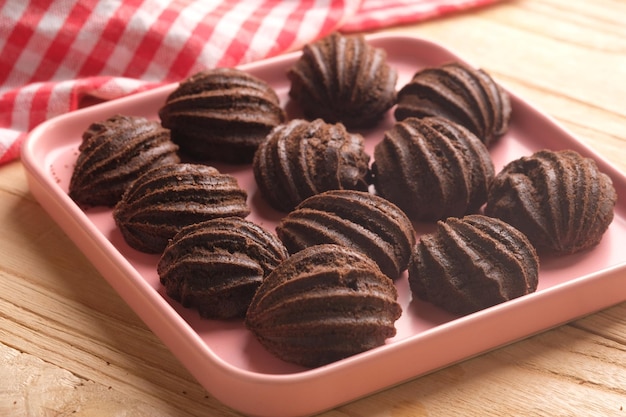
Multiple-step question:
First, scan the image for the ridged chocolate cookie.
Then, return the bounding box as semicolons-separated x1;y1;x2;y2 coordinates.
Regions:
485;149;617;255
409;214;539;315
158;217;288;319
69;114;179;207
276;190;415;280
159;67;285;163
372;116;494;222
113;163;249;253
395;62;511;146
253;118;370;212
287;32;397;128
245;244;402;368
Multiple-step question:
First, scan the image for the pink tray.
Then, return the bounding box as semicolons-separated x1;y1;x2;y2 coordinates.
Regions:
22;33;626;417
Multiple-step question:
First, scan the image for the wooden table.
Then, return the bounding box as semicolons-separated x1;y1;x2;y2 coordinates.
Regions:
1;0;625;415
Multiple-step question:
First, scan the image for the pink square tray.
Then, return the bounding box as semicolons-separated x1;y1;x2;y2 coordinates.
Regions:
22;33;626;417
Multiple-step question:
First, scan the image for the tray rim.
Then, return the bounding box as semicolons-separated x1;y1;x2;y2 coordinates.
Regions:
21;32;626;417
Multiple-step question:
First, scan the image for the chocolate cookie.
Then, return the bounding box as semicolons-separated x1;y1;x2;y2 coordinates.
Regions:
276;190;415;280
113;163;249;253
395;62;511;146
69;114;179;207
159;67;285;163
253;118;370;212
158;217;288;319
287;32;397;128
408;214;539;315
245;244;402;368
485;149;617;255
372;116;494;222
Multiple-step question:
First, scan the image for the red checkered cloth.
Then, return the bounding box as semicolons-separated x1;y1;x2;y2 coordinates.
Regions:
0;0;500;165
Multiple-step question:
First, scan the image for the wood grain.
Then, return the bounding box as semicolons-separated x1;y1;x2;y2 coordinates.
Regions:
1;1;625;416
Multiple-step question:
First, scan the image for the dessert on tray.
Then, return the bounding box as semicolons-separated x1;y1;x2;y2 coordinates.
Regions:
113;163;249;253
408;214;539;315
64;33;617;369
485;149;617;255
372;116;494;222
395;61;511;147
69;114;179;207
276;190;415;280
253;118;370;212
287;32;397;128
158;217;288;319
245;244;402;368
159;67;285;163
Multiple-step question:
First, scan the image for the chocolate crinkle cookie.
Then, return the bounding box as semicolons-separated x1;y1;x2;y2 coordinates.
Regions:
395;62;511;147
253;118;371;212
69;114;180;207
159;67;285;163
158;217;288;319
276;190;415;280
245;244;402;368
113;163;249;254
409;214;539;316
485;149;617;255
372;116;494;222
287;32;397;128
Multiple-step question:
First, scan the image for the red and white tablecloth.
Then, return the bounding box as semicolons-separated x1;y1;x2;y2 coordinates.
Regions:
0;0;499;165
